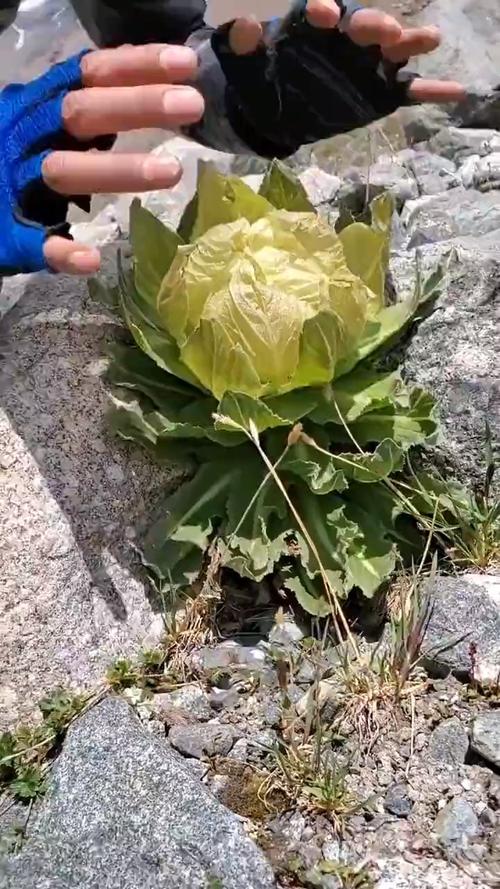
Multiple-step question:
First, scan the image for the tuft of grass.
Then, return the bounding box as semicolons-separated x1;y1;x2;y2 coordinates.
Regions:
258;729;369;831
397;434;499;571
331;565;432;749
292;563;432;753
105;565;222;697
255;560;432;832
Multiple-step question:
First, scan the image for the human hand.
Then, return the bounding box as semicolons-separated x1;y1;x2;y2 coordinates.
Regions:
0;45;204;277
211;0;465;156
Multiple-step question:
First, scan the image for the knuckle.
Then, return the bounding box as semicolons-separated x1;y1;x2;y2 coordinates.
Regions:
79;51;94;82
62;90;86;135
42;152;68;190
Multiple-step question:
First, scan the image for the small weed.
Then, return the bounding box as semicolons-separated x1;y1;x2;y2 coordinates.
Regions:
0;688;97;804
106;648;186;696
38;689;87;733
10;765;46;801
282;856;374;889
384;568;433;691
106;659;140;691
318;861;374;889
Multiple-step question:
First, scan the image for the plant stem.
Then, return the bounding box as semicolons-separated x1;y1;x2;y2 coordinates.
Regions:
249;429;360;659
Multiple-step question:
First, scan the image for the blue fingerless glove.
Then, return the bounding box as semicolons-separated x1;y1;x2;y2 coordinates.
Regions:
0;51;111;276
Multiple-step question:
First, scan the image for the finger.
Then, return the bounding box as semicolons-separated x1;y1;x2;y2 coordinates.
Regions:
80;44;198;88
408;79;466;104
305;0;340;29
346;8;402;47
229;17;263;55
63;84;204;139
42;151;182;195
44;236;100;275
382;26;440;63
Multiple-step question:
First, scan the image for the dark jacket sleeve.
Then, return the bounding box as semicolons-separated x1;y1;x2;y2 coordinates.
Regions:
0;0;20;34
71;0;207;48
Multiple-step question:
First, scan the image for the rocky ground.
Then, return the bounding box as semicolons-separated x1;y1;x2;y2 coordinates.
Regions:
1;0;500;887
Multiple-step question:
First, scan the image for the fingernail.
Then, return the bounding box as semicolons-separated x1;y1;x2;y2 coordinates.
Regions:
159;46;197;72
230;17;262;55
162;87;204;123
69;250;100;274
305;0;340;24
142;156;181;183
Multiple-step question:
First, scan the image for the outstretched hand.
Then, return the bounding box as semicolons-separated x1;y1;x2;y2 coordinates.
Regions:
212;0;465;155
44;45;205;274
0;45;203;277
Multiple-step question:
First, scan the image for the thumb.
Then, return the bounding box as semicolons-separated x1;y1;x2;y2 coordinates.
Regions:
44;235;101;275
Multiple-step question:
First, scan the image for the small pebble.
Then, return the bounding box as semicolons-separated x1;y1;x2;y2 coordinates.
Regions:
434;798;480;848
227;739;249;763
488;774;500;809
268;618;304;649
428;717;470;767
414;732;427;752
322;839;341;862
169;723;235;759
153;684;212;723
384;783;413;818
209;687;241;711
479;807;496;827
248;729;277;751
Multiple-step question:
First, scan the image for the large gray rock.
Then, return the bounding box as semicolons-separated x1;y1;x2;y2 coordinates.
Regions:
393;0;500;146
428;129;500;163
394;236;500;491
0;697;275;889
412;0;500;91
374;855;488;889
402;187;500;246
396;148;458;195
420;575;500;679
0;272;183;729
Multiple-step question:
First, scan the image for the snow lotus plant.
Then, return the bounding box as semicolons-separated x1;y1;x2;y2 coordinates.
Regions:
103;161;445;615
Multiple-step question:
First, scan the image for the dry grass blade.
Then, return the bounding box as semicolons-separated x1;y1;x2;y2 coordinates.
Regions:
158;541;223;681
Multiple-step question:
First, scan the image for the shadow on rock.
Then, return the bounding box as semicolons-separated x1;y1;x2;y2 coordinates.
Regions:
0;268;184;726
